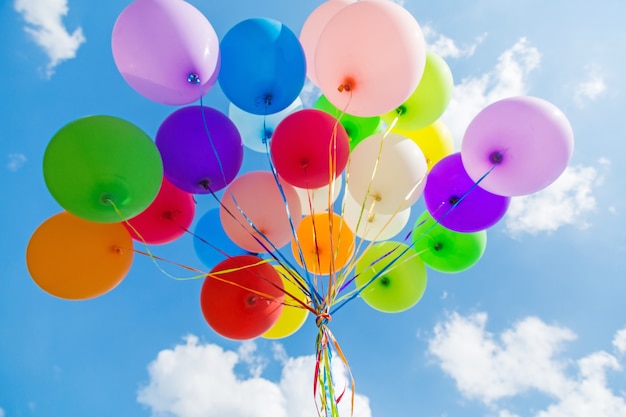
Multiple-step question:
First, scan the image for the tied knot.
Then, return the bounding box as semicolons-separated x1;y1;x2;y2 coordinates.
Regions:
315;312;332;327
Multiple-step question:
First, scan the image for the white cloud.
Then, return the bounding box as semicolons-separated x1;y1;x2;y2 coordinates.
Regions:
504;162;606;237
441;37;541;147
0;406;5;417
428;312;626;417
137;335;371;417
422;25;487;59
7;153;27;171
613;328;626;354
428;312;576;404
14;0;86;77
574;65;606;107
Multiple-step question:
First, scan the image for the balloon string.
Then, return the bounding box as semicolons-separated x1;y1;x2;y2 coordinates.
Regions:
261;123;321;306
198;82;228;191
106;198;211;281
333;161;501;313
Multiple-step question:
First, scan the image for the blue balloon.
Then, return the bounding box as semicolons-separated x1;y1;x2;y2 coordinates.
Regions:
218;18;306;115
193;208;247;269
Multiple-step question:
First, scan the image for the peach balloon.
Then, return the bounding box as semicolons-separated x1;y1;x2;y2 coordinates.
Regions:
220;171;302;253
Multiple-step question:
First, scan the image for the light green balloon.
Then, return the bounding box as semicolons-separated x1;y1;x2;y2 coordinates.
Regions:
43;115;163;223
314;94;381;150
382;50;454;131
412;211;487;273
355;241;427;313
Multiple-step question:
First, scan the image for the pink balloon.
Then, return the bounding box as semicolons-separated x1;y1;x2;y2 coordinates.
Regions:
300;0;355;85
220;171;302;253
112;0;220;105
461;96;574;196
314;0;426;117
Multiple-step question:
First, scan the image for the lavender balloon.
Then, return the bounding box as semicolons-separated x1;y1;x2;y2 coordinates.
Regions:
112;0;220;105
424;153;510;232
461;96;574;197
156;106;243;194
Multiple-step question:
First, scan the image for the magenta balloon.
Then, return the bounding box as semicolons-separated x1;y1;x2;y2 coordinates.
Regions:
424;153;510;233
314;0;426;117
111;0;220;105
156;106;243;194
461;96;574;196
270;109;350;189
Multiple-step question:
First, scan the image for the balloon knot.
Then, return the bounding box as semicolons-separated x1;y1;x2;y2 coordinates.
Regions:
316;312;332;327
396;105;407;116
338;83;352;93
187;73;200;84
163;210;181;221
112;246;123;255
490;151;504;164
198;179;211;190
449;195;460;205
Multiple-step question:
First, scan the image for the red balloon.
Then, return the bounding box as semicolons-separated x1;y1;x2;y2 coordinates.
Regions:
124;177;195;245
200;255;285;340
270;109;350;189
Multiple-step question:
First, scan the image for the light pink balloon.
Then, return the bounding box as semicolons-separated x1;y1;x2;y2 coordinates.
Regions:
314;0;427;117
300;0;355;86
112;0;220;105
220;171;302;253
461;96;574;196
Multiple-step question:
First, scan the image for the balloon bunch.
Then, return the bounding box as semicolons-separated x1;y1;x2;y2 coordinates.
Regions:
26;0;574;416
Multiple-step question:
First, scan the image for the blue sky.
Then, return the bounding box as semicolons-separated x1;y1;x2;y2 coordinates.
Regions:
2;1;626;417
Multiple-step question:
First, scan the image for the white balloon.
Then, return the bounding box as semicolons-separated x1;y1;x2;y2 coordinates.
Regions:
342;192;411;241
347;132;427;214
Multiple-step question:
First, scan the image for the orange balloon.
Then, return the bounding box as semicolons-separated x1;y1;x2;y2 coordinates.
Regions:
26;212;134;300
292;213;355;275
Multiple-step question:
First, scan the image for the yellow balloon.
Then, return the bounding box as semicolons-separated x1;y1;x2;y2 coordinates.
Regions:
262;267;309;339
393;120;455;171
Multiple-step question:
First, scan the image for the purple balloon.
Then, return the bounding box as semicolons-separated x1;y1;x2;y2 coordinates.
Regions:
156;106;244;194
461;96;574;197
112;0;220;105
424;153;510;232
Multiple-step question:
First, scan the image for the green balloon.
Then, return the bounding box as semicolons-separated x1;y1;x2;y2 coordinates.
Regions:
382;50;454;131
43;115;163;223
412;211;487;273
355;241;427;313
314;94;381;150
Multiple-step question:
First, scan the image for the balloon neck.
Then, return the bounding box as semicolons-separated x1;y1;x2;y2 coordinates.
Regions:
433;242;443;251
163;209;181;221
262;128;272;144
490;151;504;164
100;193;115;206
379;276;391;287
187;73;200;84
246;295;258;306
198;179;211;191
396;105;407;116
449;195;460;205
338;78;354;93
112;246;124;255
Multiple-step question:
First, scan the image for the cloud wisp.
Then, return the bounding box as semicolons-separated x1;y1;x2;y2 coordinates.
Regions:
14;0;86;78
440;37;541;147
7;153;27;171
428;311;626;417
504;159;609;237
137;336;372;417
